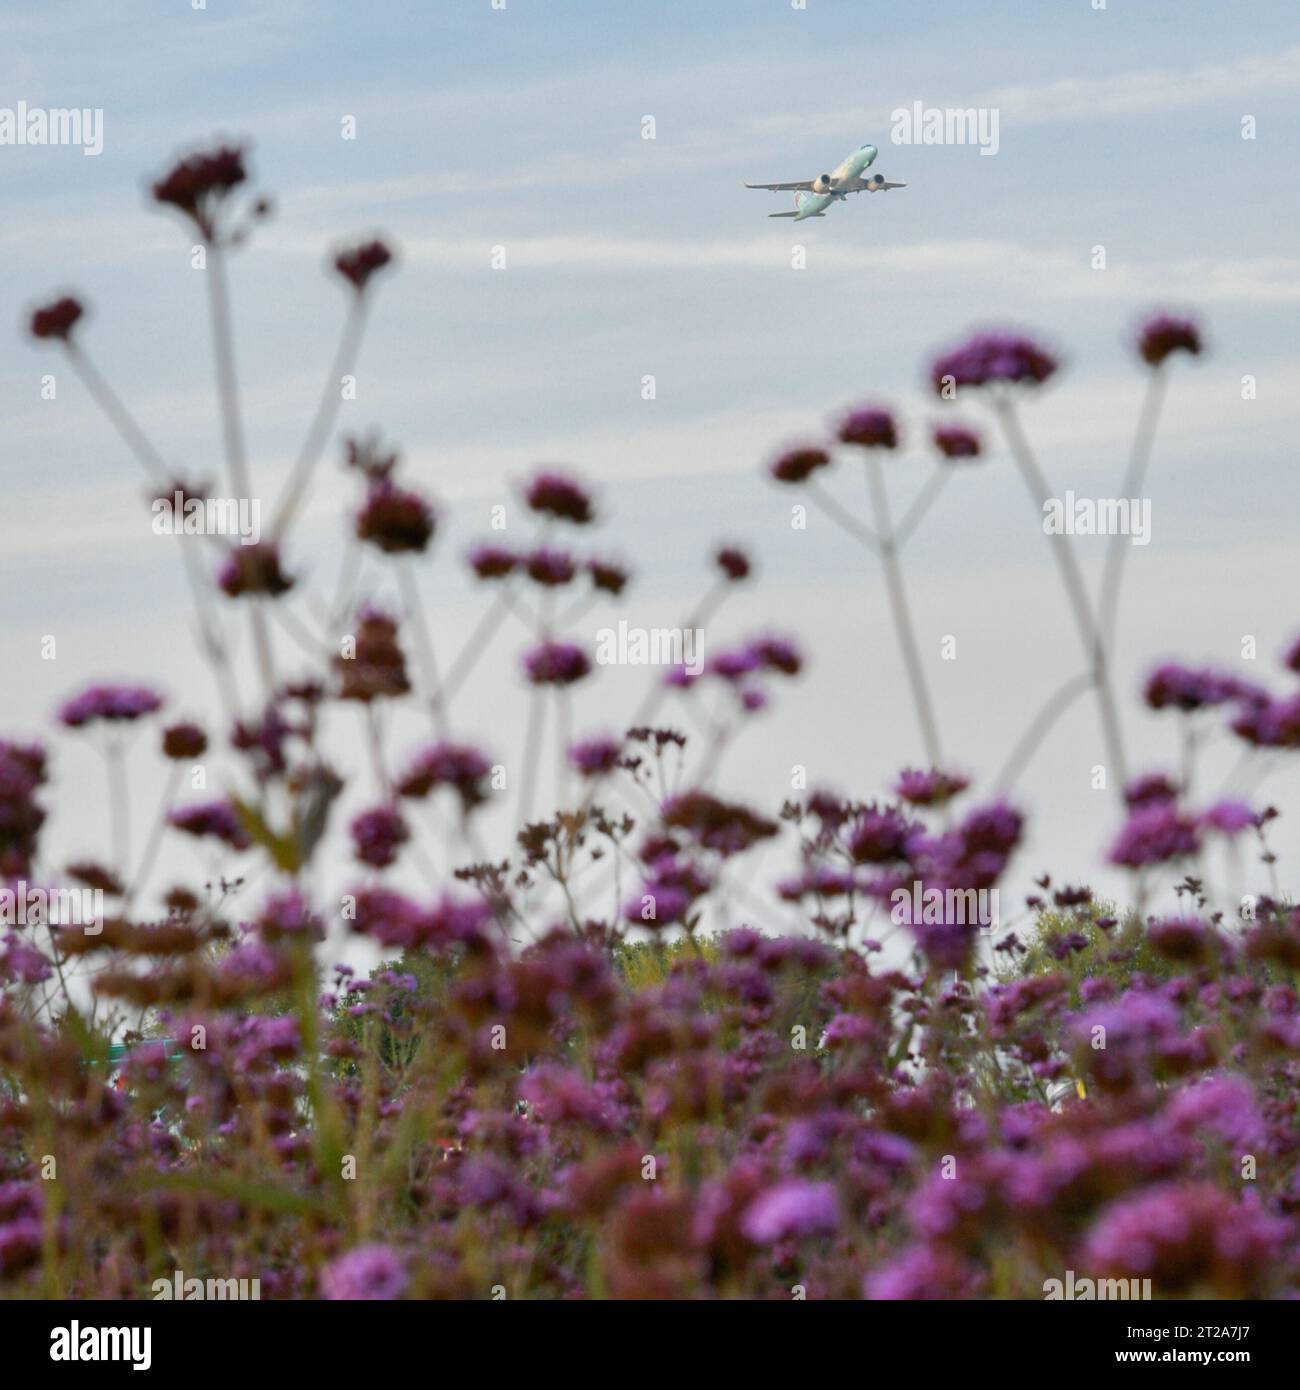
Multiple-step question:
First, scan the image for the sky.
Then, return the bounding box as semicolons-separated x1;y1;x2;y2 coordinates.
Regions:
3;0;1298;961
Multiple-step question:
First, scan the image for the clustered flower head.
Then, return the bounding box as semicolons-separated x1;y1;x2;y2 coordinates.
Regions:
524;470;593;525
355;479;435;555
29;295;84;342
837;406;898;450
770;445;831;485
523;640;591;687
1137;313;1202;368
931;423;982;461
151;144;248;239
334;239;394;293
930;331;1058;393
218;542;294;599
59;684;163;729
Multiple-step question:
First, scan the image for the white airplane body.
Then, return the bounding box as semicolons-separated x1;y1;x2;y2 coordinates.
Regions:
745;143;906;219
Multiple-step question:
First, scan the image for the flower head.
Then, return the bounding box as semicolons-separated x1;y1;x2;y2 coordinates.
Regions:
218;542;293;599
930;332;1057;394
59;684;162;729
770;445;830;485
931;423;982;460
355;480;435;554
334;239;394;292
837;407;898;449
151;144;248;238
1137;314;1202;368
523;641;590;686
320;1244;407;1300
29;295;84;342
524;471;593;525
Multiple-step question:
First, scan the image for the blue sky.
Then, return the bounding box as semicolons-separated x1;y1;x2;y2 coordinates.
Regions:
3;0;1298;941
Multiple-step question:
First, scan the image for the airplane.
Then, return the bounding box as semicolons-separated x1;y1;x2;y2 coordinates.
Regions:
745;143;906;219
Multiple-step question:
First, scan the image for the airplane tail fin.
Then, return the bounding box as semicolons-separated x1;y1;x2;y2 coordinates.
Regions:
768;211;799;218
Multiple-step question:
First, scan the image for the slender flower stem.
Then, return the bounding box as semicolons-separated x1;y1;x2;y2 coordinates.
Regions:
442;589;512;703
895;466;951;549
517;689;545;826
270;295;368;541
205;241;252;500
805;478;882;552
994;670;1093;793
206;238;275;704
993;396;1129;792
105;739;130;876
65;345;172;485
126;763;182;907
867;456;942;767
398;563;449;734
1097;365;1167;662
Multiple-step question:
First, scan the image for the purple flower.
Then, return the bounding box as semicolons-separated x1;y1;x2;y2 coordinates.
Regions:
931;423;982;460
355;479;435;554
741;1180;840;1244
525;547;577;586
1137;314;1202;368
467;544;517;580
1108;801;1199;868
930;332;1058;394
320;1243;407;1300
1082;1182;1281;1295
568;735;622;777
335;240;394;293
1199;799;1256;835
1123;771;1180;809
29;295;84;342
59;683;163;729
523;641;590;687
524;471;593;525
837;407;898;449
895;766;970;806
168;800;252;851
350;805;409;868
397;741;492;812
0;741;47;877
770;445;831;484
1144;663;1247;713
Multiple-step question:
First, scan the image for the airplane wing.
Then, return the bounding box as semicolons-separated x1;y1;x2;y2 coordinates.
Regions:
744;180;815;191
839;178;908;193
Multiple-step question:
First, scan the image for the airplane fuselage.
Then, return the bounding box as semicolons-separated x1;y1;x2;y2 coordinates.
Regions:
792;143;878;219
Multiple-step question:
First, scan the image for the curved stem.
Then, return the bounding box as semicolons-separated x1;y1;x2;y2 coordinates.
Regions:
1097;366;1166;662
398;563;448;734
867;456;942;767
993;396;1128;792
270;295;368;541
442;589;512;703
66;345;171;485
804;478;881;553
994;670;1093;793
895;466;951;549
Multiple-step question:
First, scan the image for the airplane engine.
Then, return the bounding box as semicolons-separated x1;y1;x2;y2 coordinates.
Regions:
865;174;885;191
811;173;833;194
